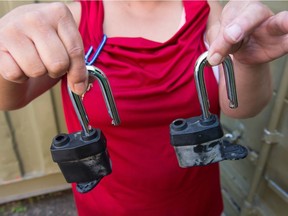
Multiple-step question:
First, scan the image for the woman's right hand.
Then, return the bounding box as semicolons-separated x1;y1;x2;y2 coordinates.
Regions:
0;2;87;96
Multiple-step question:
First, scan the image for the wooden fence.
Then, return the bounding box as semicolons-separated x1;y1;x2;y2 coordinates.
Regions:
0;0;70;204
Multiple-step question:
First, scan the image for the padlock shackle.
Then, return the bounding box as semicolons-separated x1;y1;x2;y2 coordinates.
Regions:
68;66;121;136
86;66;121;126
222;58;238;109
194;51;238;121
68;89;90;135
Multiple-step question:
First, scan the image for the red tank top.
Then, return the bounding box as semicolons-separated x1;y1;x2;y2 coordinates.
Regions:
61;1;223;215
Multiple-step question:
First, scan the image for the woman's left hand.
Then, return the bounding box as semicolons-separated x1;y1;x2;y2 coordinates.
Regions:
207;0;288;66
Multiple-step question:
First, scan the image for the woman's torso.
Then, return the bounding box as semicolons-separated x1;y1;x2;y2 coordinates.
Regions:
61;1;223;215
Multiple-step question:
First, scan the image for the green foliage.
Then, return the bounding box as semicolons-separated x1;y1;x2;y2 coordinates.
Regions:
10;204;27;213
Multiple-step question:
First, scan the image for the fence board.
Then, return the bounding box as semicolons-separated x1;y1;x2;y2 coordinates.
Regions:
0;112;21;182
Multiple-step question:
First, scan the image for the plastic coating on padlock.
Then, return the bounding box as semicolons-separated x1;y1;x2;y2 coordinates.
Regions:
173;139;248;167
51;128;112;193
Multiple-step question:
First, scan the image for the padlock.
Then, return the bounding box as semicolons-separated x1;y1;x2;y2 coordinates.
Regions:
50;65;120;193
170;51;248;167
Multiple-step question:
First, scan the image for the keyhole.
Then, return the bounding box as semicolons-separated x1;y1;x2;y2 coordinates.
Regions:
53;134;70;148
172;119;188;131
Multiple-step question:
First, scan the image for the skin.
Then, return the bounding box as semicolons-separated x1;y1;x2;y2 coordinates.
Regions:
0;2;85;109
0;0;287;119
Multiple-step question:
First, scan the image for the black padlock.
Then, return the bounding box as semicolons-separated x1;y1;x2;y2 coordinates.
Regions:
170;51;248;167
51;66;120;193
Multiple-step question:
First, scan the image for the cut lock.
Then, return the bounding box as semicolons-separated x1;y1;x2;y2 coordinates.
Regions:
50;66;120;193
170;51;248;167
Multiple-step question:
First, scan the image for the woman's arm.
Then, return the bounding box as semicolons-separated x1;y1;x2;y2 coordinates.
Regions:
0;2;86;110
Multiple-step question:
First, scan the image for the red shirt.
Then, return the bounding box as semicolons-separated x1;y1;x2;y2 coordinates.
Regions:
61;1;223;215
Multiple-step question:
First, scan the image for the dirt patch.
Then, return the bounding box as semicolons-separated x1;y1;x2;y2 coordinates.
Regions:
0;190;77;216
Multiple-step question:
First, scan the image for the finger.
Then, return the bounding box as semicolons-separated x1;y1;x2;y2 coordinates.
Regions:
2;31;47;79
0;50;28;83
266;11;288;36
18;6;71;80
207;28;242;66
59;22;87;96
223;3;272;44
53;2;87;95
208;2;273;65
25;23;70;79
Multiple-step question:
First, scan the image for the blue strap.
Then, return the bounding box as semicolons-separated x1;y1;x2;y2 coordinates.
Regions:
84;34;107;65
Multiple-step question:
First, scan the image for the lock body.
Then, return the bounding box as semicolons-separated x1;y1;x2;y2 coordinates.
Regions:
51;128;112;192
171;115;222;167
170;115;248;167
170;115;223;147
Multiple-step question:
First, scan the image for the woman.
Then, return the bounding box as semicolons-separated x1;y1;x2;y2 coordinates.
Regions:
0;1;287;215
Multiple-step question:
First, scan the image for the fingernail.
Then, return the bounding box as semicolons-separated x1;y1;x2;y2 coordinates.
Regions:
208;53;223;66
73;82;87;95
225;24;243;42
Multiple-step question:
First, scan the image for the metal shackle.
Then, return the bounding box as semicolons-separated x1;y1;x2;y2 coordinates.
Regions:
68;65;121;135
194;51;238;121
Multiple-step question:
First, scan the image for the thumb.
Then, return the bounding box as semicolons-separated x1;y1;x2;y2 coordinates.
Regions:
207;1;273;66
207;23;244;66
